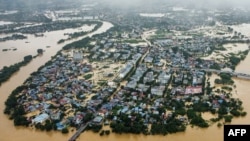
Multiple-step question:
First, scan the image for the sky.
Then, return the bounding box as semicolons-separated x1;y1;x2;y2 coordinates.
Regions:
1;0;250;10
99;0;250;9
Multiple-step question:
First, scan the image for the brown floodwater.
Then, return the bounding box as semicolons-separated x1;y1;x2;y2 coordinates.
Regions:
0;22;250;141
0;23;104;69
0;21;113;141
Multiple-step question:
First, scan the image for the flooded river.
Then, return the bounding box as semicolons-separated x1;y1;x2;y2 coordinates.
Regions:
0;21;113;141
0;22;250;141
0;24;96;69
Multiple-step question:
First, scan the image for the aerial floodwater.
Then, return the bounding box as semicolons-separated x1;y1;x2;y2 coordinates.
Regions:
0;24;95;68
1;1;250;141
0;22;249;141
0;21;113;141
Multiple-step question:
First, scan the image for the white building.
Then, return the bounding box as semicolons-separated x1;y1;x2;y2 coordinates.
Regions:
151;86;166;96
73;51;83;61
158;71;171;84
119;62;133;79
32;113;49;124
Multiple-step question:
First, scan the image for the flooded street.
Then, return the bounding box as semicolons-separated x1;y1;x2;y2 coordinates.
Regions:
202;43;249;61
235;48;250;74
0;22;250;141
77;70;250;141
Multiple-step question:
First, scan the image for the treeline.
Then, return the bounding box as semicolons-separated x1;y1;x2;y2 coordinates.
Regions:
228;50;249;70
1;20;100;34
0;55;33;86
0;34;27;42
4;85;29;125
151;118;186;135
109;113;148;134
108;112;186;135
61;23;115;50
62;37;91;50
220;39;250;44
187;109;209;128
215;73;234;85
58;21;103;44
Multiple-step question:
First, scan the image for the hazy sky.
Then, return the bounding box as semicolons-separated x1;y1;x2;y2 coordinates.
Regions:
100;0;250;8
2;0;250;10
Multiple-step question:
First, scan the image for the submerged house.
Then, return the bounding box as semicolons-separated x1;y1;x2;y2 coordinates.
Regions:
32;113;49;124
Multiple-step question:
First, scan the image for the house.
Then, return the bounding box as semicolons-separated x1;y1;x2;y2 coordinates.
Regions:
59;97;71;105
56;122;66;130
157;71;171;84
144;56;153;63
73;51;83;61
192;71;204;85
126;80;137;89
118;62;133;79
185;86;203;95
108;81;118;88
51;111;61;121
74;113;84;124
171;86;185;95
151;86;166;96
121;107;129;113
92;116;104;125
174;73;183;84
32;113;49;124
137;84;150;92
143;71;154;83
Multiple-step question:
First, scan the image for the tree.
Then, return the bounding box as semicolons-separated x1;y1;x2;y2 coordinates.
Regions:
14;115;29;126
44;120;53;131
83;113;94;122
224;115;233;123
190;115;209;128
99;130;105;136
240;112;247;117
105;130;110;135
24;55;33;62
230;109;241;117
62;128;69;134
218;106;228;115
187;109;196;119
37;49;43;54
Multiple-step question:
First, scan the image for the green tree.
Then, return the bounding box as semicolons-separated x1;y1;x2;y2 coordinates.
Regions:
62;128;69;134
37;49;43;54
24;55;33;62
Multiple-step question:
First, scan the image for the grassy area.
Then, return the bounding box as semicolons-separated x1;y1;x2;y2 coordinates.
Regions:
97;80;107;86
155;29;172;35
84;74;93;80
123;39;145;44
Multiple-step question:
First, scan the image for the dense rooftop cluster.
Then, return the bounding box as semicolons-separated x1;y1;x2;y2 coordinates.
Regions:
3;4;250;136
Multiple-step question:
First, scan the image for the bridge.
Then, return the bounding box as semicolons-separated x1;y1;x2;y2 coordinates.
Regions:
68;122;90;141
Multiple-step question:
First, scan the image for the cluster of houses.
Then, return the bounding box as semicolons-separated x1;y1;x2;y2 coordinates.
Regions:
11;15;243;132
18;51;106;129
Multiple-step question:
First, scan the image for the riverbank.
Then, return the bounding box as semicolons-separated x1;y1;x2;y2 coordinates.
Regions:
0;21;113;141
0;23;95;69
1;22;250;141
